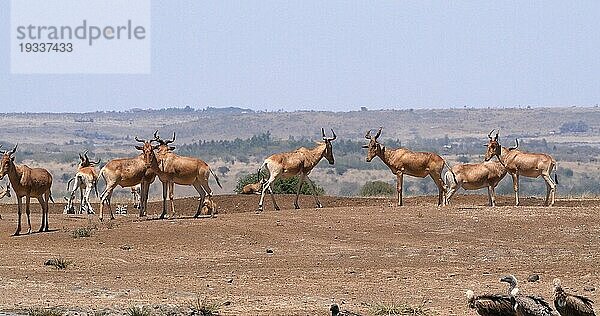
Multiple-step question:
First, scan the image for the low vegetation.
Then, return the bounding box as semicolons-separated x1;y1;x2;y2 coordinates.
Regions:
44;258;72;270
27;308;64;316
235;172;325;195
71;226;94;238
360;181;396;197
126;306;152;316
371;302;435;316
189;297;220;316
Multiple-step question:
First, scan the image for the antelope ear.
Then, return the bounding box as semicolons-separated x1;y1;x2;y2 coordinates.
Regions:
483;144;489;147
361;145;368;148
380;145;386;151
135;145;143;150
169;146;176;151
11;157;15;162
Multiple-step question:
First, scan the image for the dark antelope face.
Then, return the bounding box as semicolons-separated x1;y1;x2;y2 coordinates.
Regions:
484;130;501;161
0;144;17;179
322;128;337;165
363;127;383;162
135;136;159;168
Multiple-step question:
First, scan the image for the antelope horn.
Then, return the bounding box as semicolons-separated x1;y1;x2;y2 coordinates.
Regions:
78;153;84;162
330;129;337;141
153;129;160;140
134;136;146;143
494;130;499;141
92;158;101;165
374;127;382;140
488;129;495;139
165;132;176;145
8;144;17;155
509;138;519;150
0;144;3;153
83;150;90;163
321;128;326;139
365;130;372;140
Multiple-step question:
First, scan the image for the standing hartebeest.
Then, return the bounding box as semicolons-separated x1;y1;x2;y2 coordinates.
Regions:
64;150;100;214
484;129;557;206
258;128;336;212
445;161;507;206
0;144;53;235
98;136;158;221
363;127;447;206
152;131;222;219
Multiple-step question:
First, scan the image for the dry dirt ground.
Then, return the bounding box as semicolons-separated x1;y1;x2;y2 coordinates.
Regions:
0;194;598;315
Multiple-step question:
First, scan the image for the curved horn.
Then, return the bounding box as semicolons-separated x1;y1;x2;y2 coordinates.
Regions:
330;129;337;141
494;130;499;141
488;129;495;139
165;132;176;145
8;144;17;155
134;136;146;143
78;153;84;162
153;129;160;140
374;127;382;140
83;150;90;163
92;158;101;165
365;130;372;140
321;128;326;139
509;138;519;150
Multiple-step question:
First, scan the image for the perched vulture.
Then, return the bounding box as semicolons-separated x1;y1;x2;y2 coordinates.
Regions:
330;304;362;316
553;278;596;316
466;289;516;316
500;274;555;316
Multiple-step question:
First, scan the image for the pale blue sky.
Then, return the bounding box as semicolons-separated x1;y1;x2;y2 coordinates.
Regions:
2;1;600;112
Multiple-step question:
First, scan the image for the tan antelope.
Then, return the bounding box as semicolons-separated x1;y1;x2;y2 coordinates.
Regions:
0;145;53;235
363;127;447;206
153;131;222;219
64;150;101;214
445;161;507;206
485;130;557;206
241;180;264;195
98;136;158;221
0;183;11;199
258;128;336;212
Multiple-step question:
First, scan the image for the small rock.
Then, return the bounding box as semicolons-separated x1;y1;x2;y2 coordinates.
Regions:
266;248;273;254
223;301;231;306
120;245;132;250
528;274;540;282
584;286;596;292
227;278;233;283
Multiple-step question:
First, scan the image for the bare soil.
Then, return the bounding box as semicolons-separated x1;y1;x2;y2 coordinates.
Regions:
0;194;598;315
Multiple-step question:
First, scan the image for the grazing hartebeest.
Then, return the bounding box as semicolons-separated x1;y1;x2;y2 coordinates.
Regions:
485;130;557;206
98;137;158;221
363;127;447;206
445;161;507;206
241;181;264;195
258;128;336;212
64;151;101;214
0;145;53;235
152;131;222;219
0;183;11;199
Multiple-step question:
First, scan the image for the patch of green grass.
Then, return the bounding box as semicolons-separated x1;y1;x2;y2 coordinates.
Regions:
43;257;72;270
189;297;221;316
126;306;152;316
27;308;64;316
72;227;93;238
371;302;435;316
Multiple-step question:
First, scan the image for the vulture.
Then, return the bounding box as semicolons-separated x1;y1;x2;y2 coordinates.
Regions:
500;274;555;316
466;289;516;316
553;278;596;316
330;304;362;316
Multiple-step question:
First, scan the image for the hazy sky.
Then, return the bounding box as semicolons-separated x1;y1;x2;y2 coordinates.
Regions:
2;1;600;113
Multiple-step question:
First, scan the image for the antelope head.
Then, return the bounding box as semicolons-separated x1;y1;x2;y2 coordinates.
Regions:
321;128;337;165
363;127;383;162
0;144;17;179
153;130;176;151
79;150;101;167
135;136;159;168
484;129;501;161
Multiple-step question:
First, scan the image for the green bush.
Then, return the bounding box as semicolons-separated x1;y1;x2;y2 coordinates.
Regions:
360;181;396;197
235;172;325;195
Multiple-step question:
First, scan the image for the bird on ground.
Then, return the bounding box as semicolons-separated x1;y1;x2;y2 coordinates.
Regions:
466;289;516;316
553;278;596;316
500;274;555;316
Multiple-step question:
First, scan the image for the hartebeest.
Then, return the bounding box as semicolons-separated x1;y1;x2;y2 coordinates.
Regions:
241;180;264;195
64;150;100;214
258;128;336;212
485;130;557;206
153;131;222;219
0;144;53;235
363;127;447;206
98;136;158;221
445;161;507;206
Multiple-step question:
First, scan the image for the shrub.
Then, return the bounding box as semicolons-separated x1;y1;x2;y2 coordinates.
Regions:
72;227;93;238
456;155;470;163
360;181;396;197
371;302;433;316
234;172;325;195
28;308;64;316
189;297;220;316
126;306;151;316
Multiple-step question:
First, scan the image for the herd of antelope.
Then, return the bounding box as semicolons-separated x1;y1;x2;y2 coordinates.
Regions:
0;127;558;235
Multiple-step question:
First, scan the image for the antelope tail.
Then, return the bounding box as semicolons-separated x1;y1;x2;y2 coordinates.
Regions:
65;176;75;192
554;163;559;185
49;191;55;204
444;160;457;185
209;168;223;189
